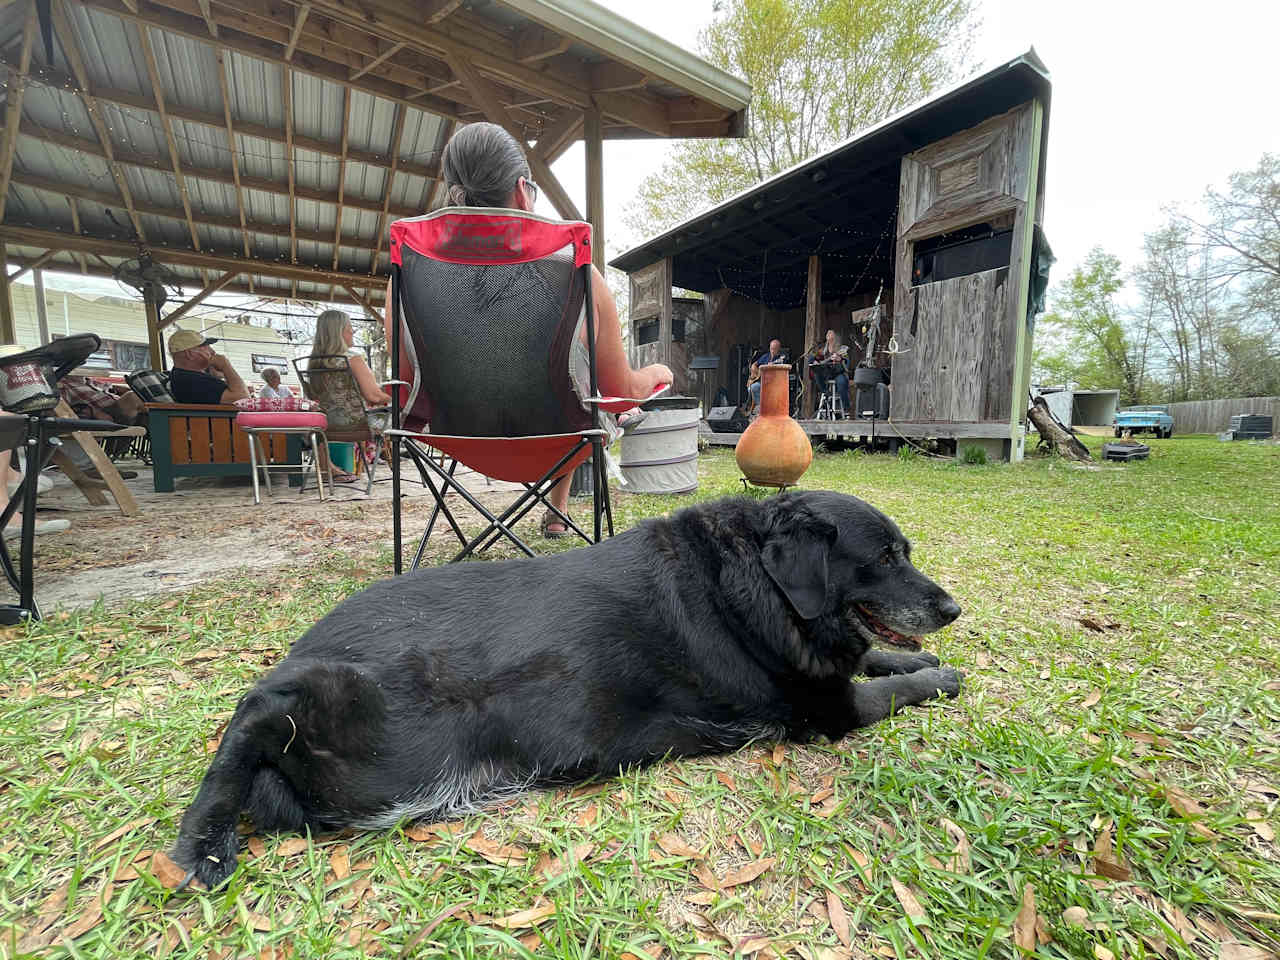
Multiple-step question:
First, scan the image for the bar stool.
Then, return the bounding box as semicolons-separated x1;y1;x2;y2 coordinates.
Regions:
815;378;845;421
234;410;329;504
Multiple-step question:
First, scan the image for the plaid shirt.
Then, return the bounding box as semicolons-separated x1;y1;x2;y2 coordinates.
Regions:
60;376;122;420
125;370;174;403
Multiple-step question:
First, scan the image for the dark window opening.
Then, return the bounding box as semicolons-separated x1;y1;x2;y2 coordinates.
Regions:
635;319;659;345
912;223;1012;286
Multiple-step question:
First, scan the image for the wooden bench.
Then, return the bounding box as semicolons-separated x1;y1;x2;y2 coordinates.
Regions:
147;403;305;492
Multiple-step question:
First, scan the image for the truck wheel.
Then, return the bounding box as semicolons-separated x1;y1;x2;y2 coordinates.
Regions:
1166;427;1173;438
1114;427;1122;438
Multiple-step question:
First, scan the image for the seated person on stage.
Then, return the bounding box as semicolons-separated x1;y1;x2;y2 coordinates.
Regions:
167;330;251;405
258;367;292;400
746;338;787;412
810;328;850;414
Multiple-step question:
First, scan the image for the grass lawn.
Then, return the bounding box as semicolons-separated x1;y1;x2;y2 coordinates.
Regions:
1;436;1277;960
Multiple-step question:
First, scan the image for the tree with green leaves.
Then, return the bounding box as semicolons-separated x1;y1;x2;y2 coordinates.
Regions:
623;0;977;242
1037;248;1150;405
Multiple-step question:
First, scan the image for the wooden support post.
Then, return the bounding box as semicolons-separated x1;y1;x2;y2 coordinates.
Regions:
0;241;14;344
145;297;164;370
803;254;822;418
1005;100;1044;463
657;256;674;369
584;106;605;273
33;268;49;345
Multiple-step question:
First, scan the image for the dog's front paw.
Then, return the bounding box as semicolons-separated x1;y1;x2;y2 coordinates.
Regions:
917;666;963;699
904;650;941;672
169;833;240;890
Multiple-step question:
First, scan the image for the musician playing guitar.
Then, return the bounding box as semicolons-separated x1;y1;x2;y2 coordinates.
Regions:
810;329;851;415
745;339;787;413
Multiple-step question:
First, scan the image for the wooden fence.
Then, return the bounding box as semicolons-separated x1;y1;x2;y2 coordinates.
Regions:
1166;396;1279;435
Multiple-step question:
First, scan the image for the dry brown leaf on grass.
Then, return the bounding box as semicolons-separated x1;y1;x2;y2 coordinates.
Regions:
716;770;737;791
275;837;309;857
1219;944;1278;960
1081;689;1102;708
663;788;688;804
939;817;971;874
489;900;556;931
692;862;721;891
1092;827;1132;882
890;878;926;924
537;842;594;880
620;950;664;960
1062;906;1088;927
465;833;528;865
1012;884;1037;952
1093;946;1115;960
736;933;774;956
721;857;777;888
329;845;350;880
1164;785;1217;838
656;833;702;859
575;803;598;828
246;836;267;858
772;744;786;765
1245;810;1276;842
149;850;194;889
827;890;851;948
684;890;717;905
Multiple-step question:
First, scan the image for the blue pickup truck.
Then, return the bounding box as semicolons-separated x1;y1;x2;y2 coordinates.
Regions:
1114;404;1175;439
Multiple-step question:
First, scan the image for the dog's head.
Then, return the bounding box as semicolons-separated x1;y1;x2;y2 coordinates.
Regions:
757;491;960;655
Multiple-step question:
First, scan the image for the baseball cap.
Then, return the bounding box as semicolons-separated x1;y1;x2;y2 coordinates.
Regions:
168;329;219;354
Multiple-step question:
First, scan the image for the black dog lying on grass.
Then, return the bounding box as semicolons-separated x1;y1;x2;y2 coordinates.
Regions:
172;491;963;888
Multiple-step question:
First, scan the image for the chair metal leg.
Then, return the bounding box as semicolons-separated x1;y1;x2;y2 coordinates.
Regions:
359;440;376;495
256;435;274;499
311;430;327;502
247;430;263;505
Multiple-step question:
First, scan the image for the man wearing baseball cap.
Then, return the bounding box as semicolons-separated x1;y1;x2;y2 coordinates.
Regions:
168;329;250;405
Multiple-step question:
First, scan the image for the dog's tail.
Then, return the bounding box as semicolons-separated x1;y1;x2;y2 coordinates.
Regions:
170;681;307;889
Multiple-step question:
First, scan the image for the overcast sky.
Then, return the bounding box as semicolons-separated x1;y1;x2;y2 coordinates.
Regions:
28;0;1280;307
552;0;1280;284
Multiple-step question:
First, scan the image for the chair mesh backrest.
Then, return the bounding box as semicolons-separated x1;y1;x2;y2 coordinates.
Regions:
294;356;371;437
126;369;174;403
391;209;594;438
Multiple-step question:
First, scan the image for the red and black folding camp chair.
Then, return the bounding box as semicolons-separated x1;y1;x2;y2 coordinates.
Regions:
387;208;666;571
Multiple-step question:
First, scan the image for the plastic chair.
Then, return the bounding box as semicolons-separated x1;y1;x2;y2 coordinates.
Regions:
386;207;666;570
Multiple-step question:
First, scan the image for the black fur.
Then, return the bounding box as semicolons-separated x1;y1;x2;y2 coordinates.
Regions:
172;491;962;887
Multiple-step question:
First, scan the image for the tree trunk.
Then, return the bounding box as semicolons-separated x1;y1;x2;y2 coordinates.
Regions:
1027;396;1093;463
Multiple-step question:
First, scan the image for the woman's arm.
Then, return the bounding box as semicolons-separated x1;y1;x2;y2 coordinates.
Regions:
587;266;672;399
349;354;392;407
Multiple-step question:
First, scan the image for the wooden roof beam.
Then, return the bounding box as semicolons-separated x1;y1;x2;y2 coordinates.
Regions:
159;268;239;329
6;247;60;283
328;84;350;301
533;108;583;165
283;1;308;60
444;51;581;221
215;49;252;265
349;38;404;81
0;223;387;287
137;23;202;256
369;103;406;274
7;58;441;181
4;252;381;305
12;171;374;247
10;123;423;218
514;24;570;63
79;0;467;121
282;67;296;264
50;0;147;242
194;0;216;35
0;0;36;224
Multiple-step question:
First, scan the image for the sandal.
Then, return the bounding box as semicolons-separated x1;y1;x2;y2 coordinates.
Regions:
331;472;361;485
540;509;569;540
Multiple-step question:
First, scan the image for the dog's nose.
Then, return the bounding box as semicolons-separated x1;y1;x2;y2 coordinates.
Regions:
937;595;961;624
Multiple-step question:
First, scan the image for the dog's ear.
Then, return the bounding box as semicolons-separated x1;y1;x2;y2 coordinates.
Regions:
761;509;838;620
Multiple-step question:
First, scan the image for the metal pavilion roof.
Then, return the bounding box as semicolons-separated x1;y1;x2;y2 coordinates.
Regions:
0;0;750;308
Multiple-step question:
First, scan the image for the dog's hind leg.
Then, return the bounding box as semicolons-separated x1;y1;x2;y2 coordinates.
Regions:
170;686;300;889
857;649;940;677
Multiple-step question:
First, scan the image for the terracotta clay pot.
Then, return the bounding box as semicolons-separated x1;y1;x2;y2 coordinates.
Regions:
735;363;812;487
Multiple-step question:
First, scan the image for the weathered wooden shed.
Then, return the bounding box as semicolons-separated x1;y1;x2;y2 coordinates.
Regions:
612;51;1053;461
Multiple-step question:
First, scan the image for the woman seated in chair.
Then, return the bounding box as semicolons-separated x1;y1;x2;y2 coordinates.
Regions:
384;122;672;538
310;310;392;484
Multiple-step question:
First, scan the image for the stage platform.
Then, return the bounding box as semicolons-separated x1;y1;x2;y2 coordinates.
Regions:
700;418;1015;447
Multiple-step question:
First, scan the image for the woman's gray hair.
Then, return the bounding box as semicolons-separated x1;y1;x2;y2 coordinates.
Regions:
440;122;531;208
261;366;280;383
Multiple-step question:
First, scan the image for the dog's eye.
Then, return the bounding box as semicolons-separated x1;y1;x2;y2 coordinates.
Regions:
879;548;894;566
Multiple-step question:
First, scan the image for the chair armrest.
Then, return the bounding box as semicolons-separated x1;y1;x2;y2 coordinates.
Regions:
582;382;671;414
382;380;410;387
145;403;239;412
